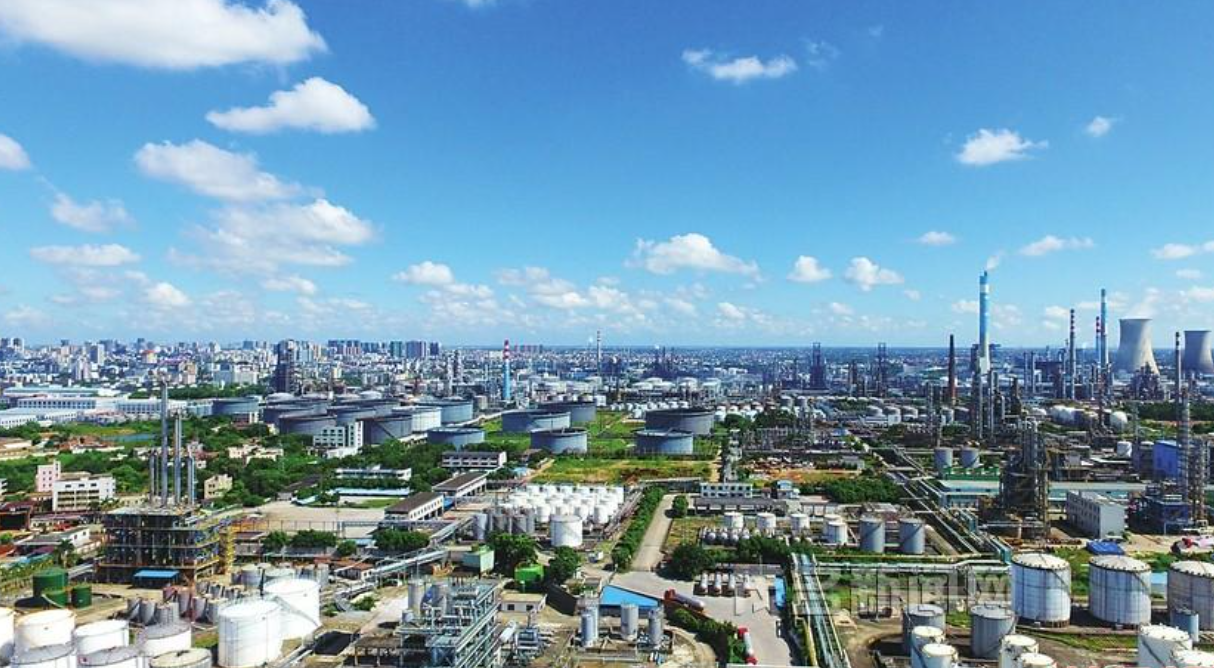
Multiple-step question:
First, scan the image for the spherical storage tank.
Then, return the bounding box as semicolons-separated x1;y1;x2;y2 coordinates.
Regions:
540;400;596;425
1089;555;1151;626
426;427;485;449
1168;560;1214;630
531;428;588;454
501;410;571;434
643;408;714;436
150;649;213;668
15;610;75;654
634;429;694;455
898;518;926;555
264;578;320;639
998;635;1038;668
218;600;283;668
859;516;885;554
78;646;143;668
1011;553;1071;626
970;604;1015;660
1138;624;1192;668
11;643;75;668
417;399;475;425
72;620;129;656
138;623;191;658
550;515;584;548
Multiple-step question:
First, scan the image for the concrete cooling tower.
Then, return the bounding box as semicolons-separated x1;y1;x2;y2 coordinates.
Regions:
1115;318;1158;374
1184;330;1214;375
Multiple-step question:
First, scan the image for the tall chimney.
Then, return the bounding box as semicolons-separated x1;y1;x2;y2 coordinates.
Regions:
947;334;957;406
160;383;169;506
978;271;991;373
173;415;183;505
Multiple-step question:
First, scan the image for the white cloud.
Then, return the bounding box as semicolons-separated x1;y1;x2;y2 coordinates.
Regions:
1019;235;1094;257
0;0;325;69
717;302;747;320
903;289;921;301
1043;305;1070;320
30;243;139;266
0;133;31;170
682;48;796;84
135;140;301;202
1177;269;1203;280
828;302;853;316
207;77;375;134
985;252;1004;271
804;40;839;70
787;256;831;283
664;297;698;317
952;300;978;315
1152;241;1214;261
261;275;317;295
1183;287;1214;303
3;305;48;328
50;192;133;233
394;261;491;298
144;282;190;308
631;233;758;276
843;257;903;291
955;128;1047;166
1085;116;1116;138
917;230;956;246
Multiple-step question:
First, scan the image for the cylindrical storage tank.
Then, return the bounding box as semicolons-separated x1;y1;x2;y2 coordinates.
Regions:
531;428;588;454
722;512;744;531
960;447;981;469
1016;653;1056;668
920;643;956;668
620;603;639;641
633;429;694;455
902;605;945;651
426;427;485;449
824;517;847;546
592;504;612;526
408;580;426;617
149;649;212;668
73;621;129;656
1172;608;1201;643
15;610;75;654
898;518;926;555
643;408;714;436
859;516;885;554
277;415;336;438
263;579;320;640
32;570;68;597
579;611;596;649
154;604;178;626
501;410;571;434
647;608;663;647
1011;553;1071;626
11;643;74;668
933;447;953;471
78;646;143;668
909;626;945;668
71;584;92;609
137;624;191;658
263;567;293;584
473;512;488;540
1169;560;1214;630
217;600;282;668
541;400;596;425
362;414;412;444
416;399;475;425
1138;624;1193;668
212;397;260;418
970;604;1015;660
550;515;584;548
789;513;809;534
0;607;14;662
756;512;778;532
1172;650;1214;668
1089;555;1151;626
999;635;1039;668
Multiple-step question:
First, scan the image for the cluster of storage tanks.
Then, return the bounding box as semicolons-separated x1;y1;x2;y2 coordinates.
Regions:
1043;404;1129;433
268;395;447;445
701;513;927;555
576;598;664;650
693;572;751;598
0;608;210;668
901;604;1051;668
932;446;984;472
473;485;626;548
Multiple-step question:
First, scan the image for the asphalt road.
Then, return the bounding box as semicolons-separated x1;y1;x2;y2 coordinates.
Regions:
631;494;674;571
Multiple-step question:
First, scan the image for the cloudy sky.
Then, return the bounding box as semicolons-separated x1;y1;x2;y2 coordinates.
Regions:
0;1;1212;347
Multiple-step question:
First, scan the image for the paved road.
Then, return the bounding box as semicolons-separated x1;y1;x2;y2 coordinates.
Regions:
631;494;674;571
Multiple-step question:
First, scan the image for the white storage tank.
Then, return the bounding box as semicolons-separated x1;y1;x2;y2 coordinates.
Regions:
920;643;956;668
11;643;75;668
959;447;981;469
998;635;1039;668
898;518;926;555
1017;653;1056;668
902;604;945;651
1169;560;1214;630
218;600;283;668
909;626;944;668
149;649;212;668
73;620;129;656
823;516;847;546
756;512;778;532
78;646;144;668
859;515;885;554
933;447;953;471
15;610;75;654
1089;555;1151;626
1138;624;1193;668
970;604;1015;660
620;603;639;641
1172;649;1214;668
549;515;584;549
264;578;321;639
0;606;15;662
1011;553;1071;626
789;513;809;534
137;624;191;658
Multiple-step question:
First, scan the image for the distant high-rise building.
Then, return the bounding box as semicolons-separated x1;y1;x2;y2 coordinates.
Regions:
405;340;427;359
389;341;405;359
272;339;301;394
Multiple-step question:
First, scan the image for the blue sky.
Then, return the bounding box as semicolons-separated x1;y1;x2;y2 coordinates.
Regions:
0;1;1212;347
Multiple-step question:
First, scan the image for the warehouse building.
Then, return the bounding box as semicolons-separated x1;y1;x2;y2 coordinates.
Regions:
441;450;506;472
1065;490;1126;538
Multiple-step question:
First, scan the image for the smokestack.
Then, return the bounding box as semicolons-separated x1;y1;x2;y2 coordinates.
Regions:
978;271;991;373
947;334;957;406
148;449;156;505
1175;331;1183;398
187;448;196;506
173;415;182;505
1067;309;1076;399
502;339;512;403
1099;288;1109;368
160;383;169;506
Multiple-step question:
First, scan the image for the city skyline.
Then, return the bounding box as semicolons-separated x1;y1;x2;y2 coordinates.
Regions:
1;1;1213;345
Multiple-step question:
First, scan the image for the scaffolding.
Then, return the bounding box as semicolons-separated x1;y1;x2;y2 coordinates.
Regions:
97;505;239;584
398;580;502;668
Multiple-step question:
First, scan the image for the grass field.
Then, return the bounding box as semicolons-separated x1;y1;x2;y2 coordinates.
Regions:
533;457;712;484
663;515;717;552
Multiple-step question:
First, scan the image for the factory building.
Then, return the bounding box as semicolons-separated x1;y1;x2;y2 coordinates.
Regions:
385;492;444;522
313;421;364;459
699;482;754;498
433;472;488;500
203;474;233;500
1065;491;1126;538
98;505;233;583
441;450;507;472
51;473;116;511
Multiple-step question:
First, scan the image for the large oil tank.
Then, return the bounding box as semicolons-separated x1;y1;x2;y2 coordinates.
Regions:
137;623;191;658
634;429;694;455
998;635;1038;668
501;410;571;434
72;620;129;656
909;626;944;668
1089;555;1151;626
217;600;283;668
362;413;413;444
211;397;260;419
15;610;75;654
643;408;714;436
933;447;953;471
902;604;944;651
970;604;1015;660
550;515;583;548
620;603;639;641
277;414;336;438
859;516;885;554
919;643;956;668
416;398;475;425
1169;561;1214;630
398;406;441;432
960;447;981;469
1172;650;1214;668
426;427;485;449
78;646;143;668
149;649;212;668
898;518;926;555
1010;553;1071;626
11;643;75;668
263;579;321;640
531;428;588;454
540;400;596;425
1138;624;1192;668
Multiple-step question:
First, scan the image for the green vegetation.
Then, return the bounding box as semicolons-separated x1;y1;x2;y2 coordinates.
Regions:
335;540;357;558
611;486;665;570
128;384;269;400
373;528;431;553
535;457;711;484
671;494;689;518
544;546;582;585
668;608;745;663
290;530;338;549
1028;630;1135;652
802;472;902;504
490;533;538;576
351;595;378;612
668;543;717;580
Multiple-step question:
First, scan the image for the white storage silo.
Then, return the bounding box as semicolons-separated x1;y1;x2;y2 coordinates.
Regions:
264;578;321;640
1017;653;1056;668
78;646;144;668
920;643;956;668
824;516;847;546
137;624;191;658
998;635;1038;668
1089;555;1151;626
217;600;283;668
1010;553;1071;626
1169;560;1214;630
898;518;926;555
789;513;809;534
1138;624;1193;668
149;649;212;668
1172;649;1214;668
722;512;744;531
859;516;885;554
909;626;944;668
15;610;75;654
756;513;778;533
550;515;584;548
620;603;639;641
579;610;597;649
72;620;129;656
902;604;945;651
11;643;75;668
0;606;15;661
970;604;1015;660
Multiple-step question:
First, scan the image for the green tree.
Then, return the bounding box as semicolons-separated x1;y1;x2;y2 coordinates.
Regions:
671;495;689;518
290;530;338;549
53;540;78;568
373;528;430;553
668;543;716;580
334;540;358;558
544;546;581;585
490;533;538;575
262;531;289;553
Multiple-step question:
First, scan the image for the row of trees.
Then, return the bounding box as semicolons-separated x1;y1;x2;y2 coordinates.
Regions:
801;473;902;504
611;486;665;570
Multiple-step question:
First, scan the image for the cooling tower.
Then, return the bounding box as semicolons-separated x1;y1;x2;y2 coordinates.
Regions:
1115;318;1158;374
1184;330;1214;375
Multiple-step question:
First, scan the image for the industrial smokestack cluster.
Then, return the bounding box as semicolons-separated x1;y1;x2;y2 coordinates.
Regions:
148;383;198;507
